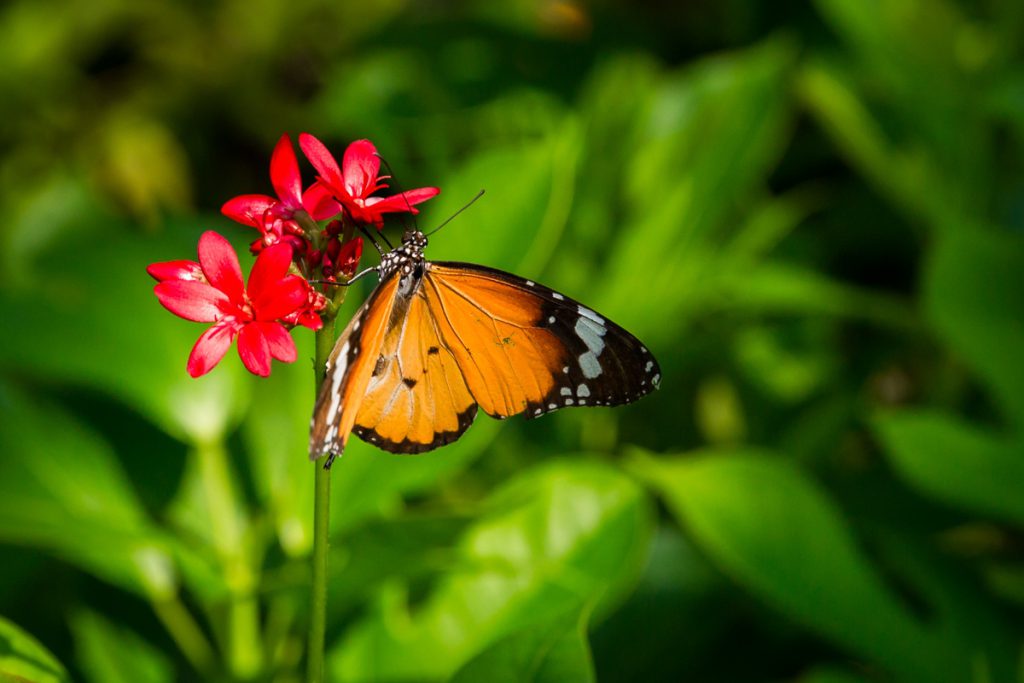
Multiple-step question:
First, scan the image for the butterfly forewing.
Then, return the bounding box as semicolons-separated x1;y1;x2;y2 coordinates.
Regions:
426;263;660;418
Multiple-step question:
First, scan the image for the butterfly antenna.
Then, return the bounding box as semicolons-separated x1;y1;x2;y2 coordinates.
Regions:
376;154;420;236
425;189;485;237
359;225;388;255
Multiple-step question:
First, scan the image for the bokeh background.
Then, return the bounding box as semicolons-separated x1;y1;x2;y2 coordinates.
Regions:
2;0;1024;681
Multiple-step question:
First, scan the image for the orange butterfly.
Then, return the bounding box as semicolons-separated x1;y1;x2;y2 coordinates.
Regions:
309;230;661;467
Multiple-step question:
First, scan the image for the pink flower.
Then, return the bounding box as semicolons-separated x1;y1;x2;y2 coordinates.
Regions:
299;134;439;228
221;134;341;252
148;231;314;377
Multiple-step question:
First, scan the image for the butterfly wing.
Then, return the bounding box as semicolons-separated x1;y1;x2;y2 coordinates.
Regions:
421;262;660;420
311;260;661;461
309;273;400;461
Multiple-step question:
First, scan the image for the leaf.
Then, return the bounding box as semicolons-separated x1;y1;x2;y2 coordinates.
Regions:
924;227;1024;427
0;385;180;598
596;39;796;336
242;330;316;556
418;127;576;277
328;461;653;682
447;606;594;683
630;451;976;683
808;0;991;223
328;420;500;535
874;410;1024;526
0;616;69;683
71;610;172;683
723;261;916;329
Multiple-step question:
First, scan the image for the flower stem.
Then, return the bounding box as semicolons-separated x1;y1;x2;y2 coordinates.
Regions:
307;322;339;683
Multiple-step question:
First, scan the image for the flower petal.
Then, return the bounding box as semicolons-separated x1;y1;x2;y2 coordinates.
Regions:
197;231;246;303
364;186;440;213
187;323;238;377
237;323;272;377
299;133;343;187
256;321;298;362
147;259;204;282
222;194;277;227
155;280;230;322
246;242;294;301
342;139;381;197
302;182;343;220
254;275;308;321
270;134;303;211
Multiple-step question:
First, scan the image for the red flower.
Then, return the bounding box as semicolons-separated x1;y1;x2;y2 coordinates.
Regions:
148;231;314;377
299;134;439;227
222;134;341;252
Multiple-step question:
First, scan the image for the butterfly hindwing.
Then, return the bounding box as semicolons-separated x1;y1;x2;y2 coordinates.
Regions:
350;283;478;453
424;262;661;419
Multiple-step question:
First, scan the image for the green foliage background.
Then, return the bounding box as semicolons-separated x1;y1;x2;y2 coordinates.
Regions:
1;0;1023;681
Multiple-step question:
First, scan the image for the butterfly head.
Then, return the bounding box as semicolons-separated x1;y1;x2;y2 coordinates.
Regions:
401;229;428;249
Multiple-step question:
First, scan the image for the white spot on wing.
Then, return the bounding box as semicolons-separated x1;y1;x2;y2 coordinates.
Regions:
552;292;564;300
548;316;556;324
526;280;535;287
576;305;604;325
548;403;557;410
574;317;607;358
577;384;591;398
560;387;572;396
645;360;654;372
578;351;602;379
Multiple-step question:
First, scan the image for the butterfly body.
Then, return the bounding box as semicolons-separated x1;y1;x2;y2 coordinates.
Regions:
310;230;660;466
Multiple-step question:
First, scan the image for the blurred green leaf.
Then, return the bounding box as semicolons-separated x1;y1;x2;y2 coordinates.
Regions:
595;39;796;336
71;610;172;683
243;331;316;557
447;605;594;683
723;261;915;329
630;451;976;682
330;419;501;535
421;126;578;277
810;0;992;222
875;410;1024;526
330;514;471;617
924;227;1024;427
796;60;942;225
0;616;69;683
0;386;179;598
329;460;653;682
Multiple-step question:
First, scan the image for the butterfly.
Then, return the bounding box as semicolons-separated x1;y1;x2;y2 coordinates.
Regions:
309;229;661;467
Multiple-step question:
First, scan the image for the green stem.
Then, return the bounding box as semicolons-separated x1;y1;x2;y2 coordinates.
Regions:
307;323;339;683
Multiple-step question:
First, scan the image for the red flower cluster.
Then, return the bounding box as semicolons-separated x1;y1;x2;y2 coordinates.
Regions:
148;134;439;377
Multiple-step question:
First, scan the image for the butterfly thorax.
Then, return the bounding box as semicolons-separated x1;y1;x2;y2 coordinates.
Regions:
378;230;428;282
